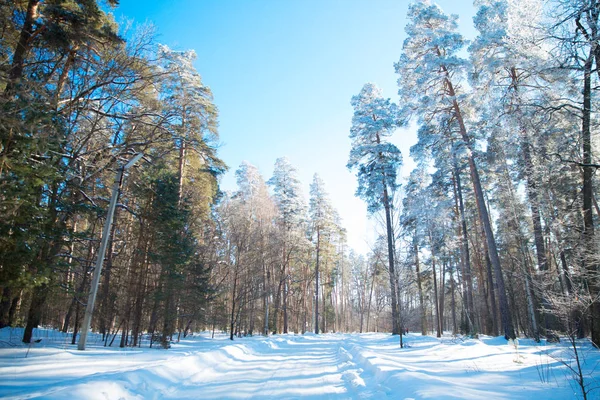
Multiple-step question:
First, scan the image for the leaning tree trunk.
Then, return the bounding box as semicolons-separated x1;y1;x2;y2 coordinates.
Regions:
442;68;515;340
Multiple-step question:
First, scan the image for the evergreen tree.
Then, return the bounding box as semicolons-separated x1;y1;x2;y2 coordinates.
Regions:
268;157;307;333
221;162;275;339
157;45;222;206
347;83;403;340
268;157;306;230
309;174;336;334
395;0;516;340
147;169;196;348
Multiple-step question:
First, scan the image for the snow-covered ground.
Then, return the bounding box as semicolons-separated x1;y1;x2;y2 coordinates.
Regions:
1;328;598;399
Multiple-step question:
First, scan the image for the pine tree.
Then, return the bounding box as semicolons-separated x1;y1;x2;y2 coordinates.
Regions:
157;45;222;205
347;83;403;340
148;169;196;348
395;0;516;339
221;162;275;339
0;0;132;343
309;174;336;334
268;157;307;333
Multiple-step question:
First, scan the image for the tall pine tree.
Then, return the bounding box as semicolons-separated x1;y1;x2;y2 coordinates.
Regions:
347;83;403;341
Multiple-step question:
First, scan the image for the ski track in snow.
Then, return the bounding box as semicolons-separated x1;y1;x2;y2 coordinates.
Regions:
0;329;598;399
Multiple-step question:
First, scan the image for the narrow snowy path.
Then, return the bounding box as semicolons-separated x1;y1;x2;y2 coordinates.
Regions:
166;335;386;399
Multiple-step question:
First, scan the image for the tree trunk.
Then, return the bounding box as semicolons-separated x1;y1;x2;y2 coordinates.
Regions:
366;265;376;332
429;235;441;338
99;212;119;337
0;288;14;328
7;293;20;327
484;253;499;336
414;238;427;336
272;269;283;333
581;49;600;347
282;239;289;334
450;264;457;335
263;262;270;336
23;284;48;343
161;273;176;348
23;185;64;343
440;260;446;335
315;228;320;334
230;267;238;341
131;235;151;347
383;186;401;346
63;263;91;335
3;0;40;98
524;264;539;341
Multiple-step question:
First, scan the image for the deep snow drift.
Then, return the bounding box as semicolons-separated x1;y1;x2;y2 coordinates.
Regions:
0;328;598;399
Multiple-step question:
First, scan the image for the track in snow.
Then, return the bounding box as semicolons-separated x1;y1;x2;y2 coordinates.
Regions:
170;334;385;399
2;329;597;400
1;332;387;399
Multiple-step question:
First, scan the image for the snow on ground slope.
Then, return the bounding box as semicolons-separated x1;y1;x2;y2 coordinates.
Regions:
0;328;598;399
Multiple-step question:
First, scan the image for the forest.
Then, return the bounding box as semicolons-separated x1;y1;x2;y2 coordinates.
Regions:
1;0;600;355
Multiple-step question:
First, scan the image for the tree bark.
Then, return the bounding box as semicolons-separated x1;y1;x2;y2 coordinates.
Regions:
440;261;446;335
230;267;238;341
283;239;289;334
366;264;376;332
263;262;270;336
449;264;457;335
0;288;14;328
3;0;40;98
373;129;401;341
23;285;48;343
314;227;320;334
383;186;401;343
429;232;441;338
413;237;427;336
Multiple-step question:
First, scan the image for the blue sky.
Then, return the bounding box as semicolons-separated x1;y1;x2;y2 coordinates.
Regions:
114;0;477;254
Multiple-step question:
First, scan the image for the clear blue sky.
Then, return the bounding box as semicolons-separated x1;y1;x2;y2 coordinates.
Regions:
114;0;477;254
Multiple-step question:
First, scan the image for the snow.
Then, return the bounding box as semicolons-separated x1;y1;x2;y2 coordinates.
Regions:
1;328;598;399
